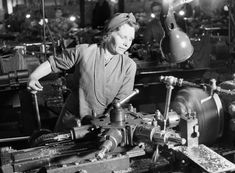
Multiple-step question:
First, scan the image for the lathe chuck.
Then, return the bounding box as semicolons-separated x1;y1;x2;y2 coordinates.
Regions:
172;87;224;145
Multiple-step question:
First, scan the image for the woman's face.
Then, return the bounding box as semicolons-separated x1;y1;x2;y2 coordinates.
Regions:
152;5;161;20
55;9;63;18
106;23;135;55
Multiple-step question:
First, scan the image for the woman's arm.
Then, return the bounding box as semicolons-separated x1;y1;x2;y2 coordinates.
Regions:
27;60;52;93
27;44;85;93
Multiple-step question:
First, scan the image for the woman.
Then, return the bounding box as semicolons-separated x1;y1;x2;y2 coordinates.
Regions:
27;13;139;132
48;7;78;39
143;1;164;45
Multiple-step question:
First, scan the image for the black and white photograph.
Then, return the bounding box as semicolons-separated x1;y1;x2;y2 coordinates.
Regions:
0;0;235;172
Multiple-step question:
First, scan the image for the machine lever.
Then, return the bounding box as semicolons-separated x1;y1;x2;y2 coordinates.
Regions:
115;89;139;108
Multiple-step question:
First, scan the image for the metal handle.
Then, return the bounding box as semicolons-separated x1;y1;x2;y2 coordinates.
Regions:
32;93;41;130
115;89;139;108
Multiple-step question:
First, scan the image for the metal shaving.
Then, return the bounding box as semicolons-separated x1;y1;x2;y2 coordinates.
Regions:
176;144;235;173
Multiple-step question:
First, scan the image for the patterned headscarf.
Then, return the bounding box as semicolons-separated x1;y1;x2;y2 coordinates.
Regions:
104;13;137;32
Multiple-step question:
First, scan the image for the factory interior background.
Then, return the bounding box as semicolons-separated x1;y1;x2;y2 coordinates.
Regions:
1;0;235;172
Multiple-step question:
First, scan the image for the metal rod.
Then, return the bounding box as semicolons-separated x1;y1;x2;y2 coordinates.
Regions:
0;136;30;143
33;93;41;129
163;85;174;131
116;89;139;108
42;0;46;60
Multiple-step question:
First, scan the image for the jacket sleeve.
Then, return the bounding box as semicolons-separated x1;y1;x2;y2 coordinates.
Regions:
48;44;87;73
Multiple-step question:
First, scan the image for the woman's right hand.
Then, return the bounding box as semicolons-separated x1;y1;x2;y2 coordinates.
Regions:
27;76;43;94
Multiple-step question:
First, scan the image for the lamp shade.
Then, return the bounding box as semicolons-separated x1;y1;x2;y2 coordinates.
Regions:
160;28;194;63
160;0;194;63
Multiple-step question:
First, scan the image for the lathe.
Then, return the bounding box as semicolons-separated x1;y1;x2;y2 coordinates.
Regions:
1;75;235;173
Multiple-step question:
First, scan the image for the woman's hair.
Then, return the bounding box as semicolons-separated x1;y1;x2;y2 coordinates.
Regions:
54;6;63;12
150;1;162;12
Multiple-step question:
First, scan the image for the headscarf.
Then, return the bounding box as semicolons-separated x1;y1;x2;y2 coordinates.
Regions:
104;13;137;32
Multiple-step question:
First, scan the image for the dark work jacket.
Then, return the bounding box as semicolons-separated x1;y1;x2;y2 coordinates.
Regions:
143;18;164;44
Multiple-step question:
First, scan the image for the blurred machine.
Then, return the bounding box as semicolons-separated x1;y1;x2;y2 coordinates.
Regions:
1;75;235;173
